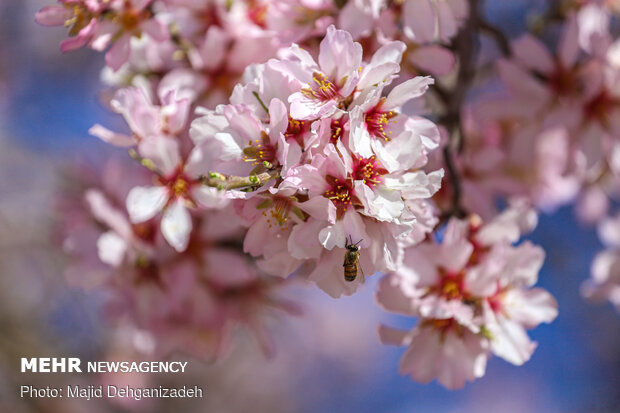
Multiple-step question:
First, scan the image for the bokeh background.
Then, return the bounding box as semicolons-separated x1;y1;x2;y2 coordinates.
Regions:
1;1;619;412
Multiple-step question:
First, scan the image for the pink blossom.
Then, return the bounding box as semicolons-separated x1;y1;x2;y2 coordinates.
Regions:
348;76;438;170
402;0;469;43
36;0;170;71
379;322;489;390
90;86;190;146
125;137;229;252
190;100;301;178
377;206;557;388
582;250;620;312
283;25;363;120
582;213;620;312
265;0;336;45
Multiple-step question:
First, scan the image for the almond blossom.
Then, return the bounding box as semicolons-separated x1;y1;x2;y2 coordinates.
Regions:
582;213;620;312
59;159;300;359
377;204;558;388
190;26;443;297
34;0;586;395
125;137;229;252
89;86;190;147
401;0;469;43
36;0;169;70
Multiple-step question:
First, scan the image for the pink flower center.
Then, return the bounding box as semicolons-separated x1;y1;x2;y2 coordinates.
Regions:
352;155;387;187
324;175;360;219
434;268;468;301
285;117;309;147
116;9;146;32
420;318;462;339
330;119;344;143
365;102;397;141
158;168;196;205
243;132;277;166
487;287;505;314
301;72;340;102
548;64;581;97
584;90;620;127
259;195;299;230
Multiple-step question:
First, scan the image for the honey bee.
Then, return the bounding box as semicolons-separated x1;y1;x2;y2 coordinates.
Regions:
343;236;364;282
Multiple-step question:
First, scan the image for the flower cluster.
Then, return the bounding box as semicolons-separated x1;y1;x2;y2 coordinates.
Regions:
457;4;620;222
35;0;169;70
59;159;300;359
377;203;558;389
35;0;588;392
191;25;443;297
37;0;470;105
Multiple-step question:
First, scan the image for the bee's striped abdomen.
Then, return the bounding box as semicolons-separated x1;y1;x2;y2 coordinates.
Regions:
343;250;359;282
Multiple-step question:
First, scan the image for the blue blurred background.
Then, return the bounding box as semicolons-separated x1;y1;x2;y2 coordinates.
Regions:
1;1;619;412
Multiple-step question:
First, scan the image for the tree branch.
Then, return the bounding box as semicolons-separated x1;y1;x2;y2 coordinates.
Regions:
198;169;281;190
436;0;485;219
479;18;511;56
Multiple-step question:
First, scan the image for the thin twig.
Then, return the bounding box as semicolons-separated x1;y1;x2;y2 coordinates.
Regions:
442;146;466;219
479;19;511;56
437;0;484;219
198;169;281;190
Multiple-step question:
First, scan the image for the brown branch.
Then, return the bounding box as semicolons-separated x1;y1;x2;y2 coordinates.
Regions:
479;18;511;56
437;0;487;219
442;145;466;219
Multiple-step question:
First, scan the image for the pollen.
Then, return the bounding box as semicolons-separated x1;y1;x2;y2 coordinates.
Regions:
420;318;463;339
117;9;141;31
246;0;267;28
159;169;194;202
365;101;397;142
330;119;344;143
441;279;461;300
243;132;276;166
435;268;467;301
270;197;292;226
301;72;339;101
65;4;93;36
258;195;295;228
285;117;308;146
172;177;189;197
324;175;359;219
352;155;387;187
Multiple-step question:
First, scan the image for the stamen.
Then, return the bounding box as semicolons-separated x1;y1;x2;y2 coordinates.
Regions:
365;101;397;142
330;119;343;143
243;132;276;165
285;117;308;146
324;175;359;219
301;72;339;101
352;156;387;187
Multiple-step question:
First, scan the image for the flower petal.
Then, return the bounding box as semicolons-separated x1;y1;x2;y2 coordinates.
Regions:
126;186;168;223
161;199;192;252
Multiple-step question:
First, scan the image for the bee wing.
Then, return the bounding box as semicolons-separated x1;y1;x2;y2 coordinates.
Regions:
357;253;365;284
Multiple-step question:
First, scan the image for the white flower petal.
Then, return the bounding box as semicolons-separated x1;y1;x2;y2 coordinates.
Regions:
192;186;229;209
89;124;136;147
384;76;434;109
126;186;168;223
137;137;181;176
161;199;193;252
97;231;128;267
489;316;537;366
